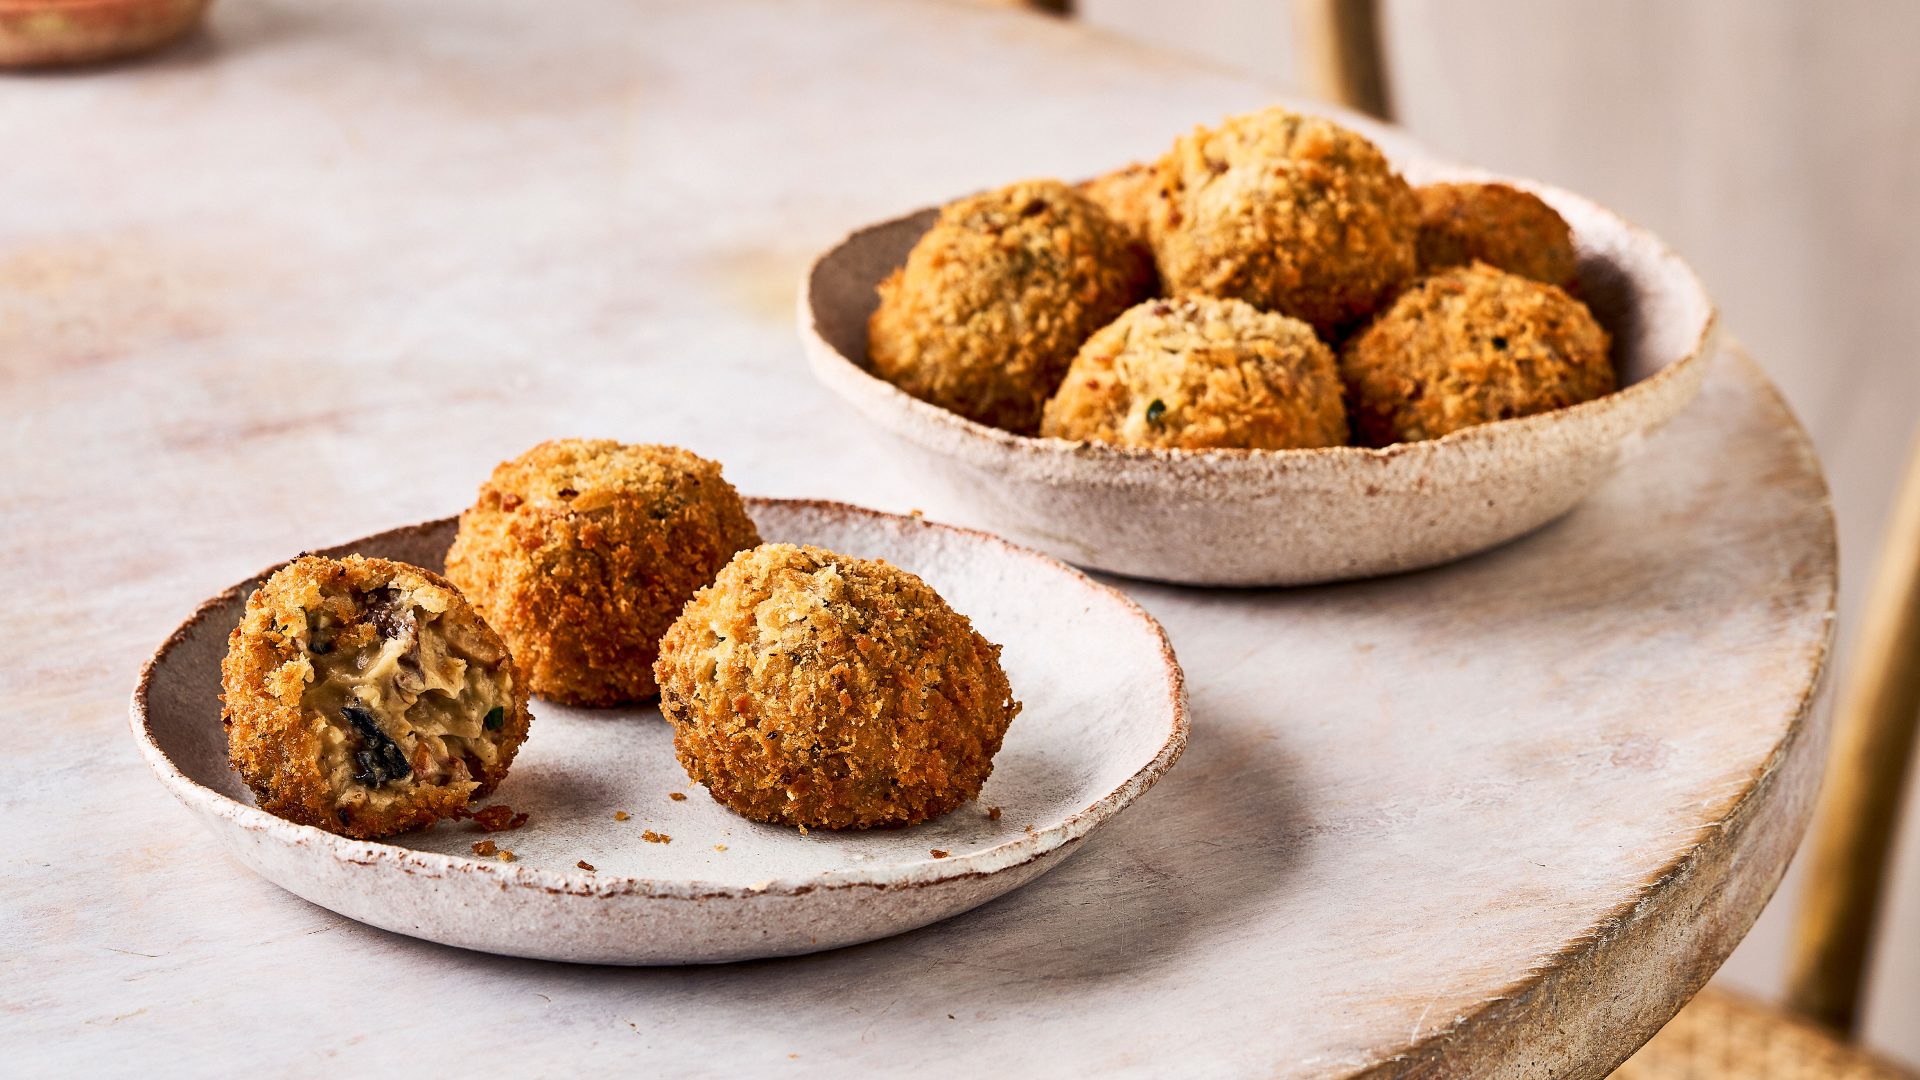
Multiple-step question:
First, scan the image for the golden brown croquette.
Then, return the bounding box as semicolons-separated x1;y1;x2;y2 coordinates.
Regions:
1148;105;1418;337
1041;296;1348;450
1078;161;1159;244
653;543;1020;830
444;440;760;706
1416;182;1579;287
221;554;530;840
867;179;1154;435
1339;263;1615;446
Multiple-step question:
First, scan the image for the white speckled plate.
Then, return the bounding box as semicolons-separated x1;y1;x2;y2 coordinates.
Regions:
130;499;1187;964
800;163;1716;587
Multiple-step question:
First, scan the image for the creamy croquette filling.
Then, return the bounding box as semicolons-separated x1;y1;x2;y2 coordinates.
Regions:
294;584;513;813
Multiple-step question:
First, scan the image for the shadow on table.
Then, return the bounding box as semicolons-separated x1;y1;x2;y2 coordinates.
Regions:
819;704;1309;986
633;699;1304;995
314;693;1310;1003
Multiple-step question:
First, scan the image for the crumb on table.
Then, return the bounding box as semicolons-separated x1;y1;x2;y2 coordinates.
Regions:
714;844;728;852
669;792;687;802
614;811;630;821
498;849;516;862
472;840;498;857
473;805;530;832
642;830;671;844
987;805;1002;821
930;849;949;859
577;860;596;872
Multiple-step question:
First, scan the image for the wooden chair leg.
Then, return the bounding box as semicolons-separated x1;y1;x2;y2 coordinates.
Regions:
1294;0;1392;120
983;0;1071;15
1787;429;1920;1033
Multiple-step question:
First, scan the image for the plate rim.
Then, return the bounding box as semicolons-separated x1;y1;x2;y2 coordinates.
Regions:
128;497;1191;902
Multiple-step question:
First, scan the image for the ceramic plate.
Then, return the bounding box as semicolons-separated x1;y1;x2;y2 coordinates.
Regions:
130;499;1188;964
800;162;1716;586
0;0;211;67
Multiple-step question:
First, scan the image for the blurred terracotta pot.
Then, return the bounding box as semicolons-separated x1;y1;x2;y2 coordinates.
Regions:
0;0;210;68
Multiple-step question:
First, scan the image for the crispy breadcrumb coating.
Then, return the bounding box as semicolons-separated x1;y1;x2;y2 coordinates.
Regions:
654;543;1020;829
444;440;760;706
1149;106;1418;337
220;554;530;839
1078;162;1158;243
1416;182;1578;287
1340;263;1615;445
1042;296;1348;450
868;179;1154;434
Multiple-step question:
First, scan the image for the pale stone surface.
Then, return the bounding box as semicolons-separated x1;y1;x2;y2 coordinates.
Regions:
0;0;1835;1075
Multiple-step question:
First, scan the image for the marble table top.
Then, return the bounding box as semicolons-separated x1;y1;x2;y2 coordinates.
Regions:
1;0;1835;1075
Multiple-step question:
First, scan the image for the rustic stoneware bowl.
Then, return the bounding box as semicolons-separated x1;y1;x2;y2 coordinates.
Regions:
0;0;210;67
800;163;1717;586
130;499;1187;965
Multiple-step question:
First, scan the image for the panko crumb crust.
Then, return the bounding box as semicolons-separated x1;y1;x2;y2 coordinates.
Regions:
220;554;531;840
1041;296;1348;450
1078;162;1158;244
444;439;761;706
1149;105;1418;338
1416;182;1579;288
654;543;1021;830
1340;262;1615;445
868;178;1155;435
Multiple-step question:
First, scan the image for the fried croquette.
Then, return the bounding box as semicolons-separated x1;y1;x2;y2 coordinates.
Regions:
221;554;531;839
1041;296;1348;450
444;440;760;706
653;543;1020;830
1078;162;1158;243
1148;105;1418;337
868;179;1154;435
1416;182;1579;287
1339;263;1615;445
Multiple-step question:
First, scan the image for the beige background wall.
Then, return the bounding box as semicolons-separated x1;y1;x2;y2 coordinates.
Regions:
1078;0;1920;1065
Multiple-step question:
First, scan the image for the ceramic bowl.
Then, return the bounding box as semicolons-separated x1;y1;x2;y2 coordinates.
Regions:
130;499;1187;965
799;163;1716;586
0;0;209;67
